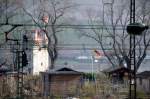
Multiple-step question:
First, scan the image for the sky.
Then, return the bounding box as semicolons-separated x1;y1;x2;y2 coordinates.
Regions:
1;0;150;73
55;0;150;73
54;0;104;72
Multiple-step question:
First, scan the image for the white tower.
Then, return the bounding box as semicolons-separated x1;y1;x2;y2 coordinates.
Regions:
32;29;49;75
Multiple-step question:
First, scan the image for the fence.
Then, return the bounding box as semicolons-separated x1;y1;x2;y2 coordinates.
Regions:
1;73;150;99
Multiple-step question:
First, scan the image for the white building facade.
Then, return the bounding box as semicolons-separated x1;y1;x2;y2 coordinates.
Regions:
32;29;49;75
33;47;49;75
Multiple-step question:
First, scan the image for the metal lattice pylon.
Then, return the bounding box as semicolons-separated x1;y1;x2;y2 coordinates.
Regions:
129;0;136;99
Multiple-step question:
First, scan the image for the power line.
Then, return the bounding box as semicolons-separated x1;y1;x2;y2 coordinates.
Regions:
1;46;150;50
0;23;132;29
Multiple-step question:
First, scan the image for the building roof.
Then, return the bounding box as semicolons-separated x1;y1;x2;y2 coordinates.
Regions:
41;67;84;75
103;66;131;74
137;71;150;78
57;67;78;72
0;65;10;73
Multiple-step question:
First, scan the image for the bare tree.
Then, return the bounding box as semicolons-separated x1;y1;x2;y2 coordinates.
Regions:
23;0;75;69
81;0;150;72
0;0;23;68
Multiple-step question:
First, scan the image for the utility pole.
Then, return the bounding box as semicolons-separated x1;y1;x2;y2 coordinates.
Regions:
6;34;28;99
6;38;24;99
129;0;136;98
16;41;24;99
127;0;148;99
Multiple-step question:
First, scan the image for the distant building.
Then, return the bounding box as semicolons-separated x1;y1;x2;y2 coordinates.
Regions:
0;65;10;75
137;71;150;93
40;67;83;97
32;47;49;75
32;29;49;75
104;66;131;84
